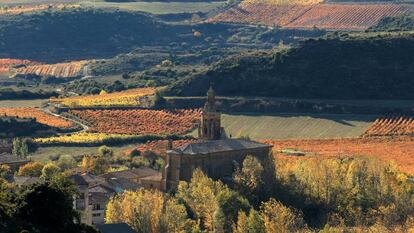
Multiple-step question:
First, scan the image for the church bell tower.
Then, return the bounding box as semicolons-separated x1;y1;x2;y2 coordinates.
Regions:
198;84;221;140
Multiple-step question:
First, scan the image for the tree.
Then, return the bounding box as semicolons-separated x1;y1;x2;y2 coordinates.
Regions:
233;211;249;233
56;155;76;170
177;169;252;233
106;189;164;233
98;146;113;157
106;189;199;233
233;155;264;205
16;182;98;233
216;189;251;233
81;155;110;175
12;138;21;157
233;209;265;233
0;179;17;233
162;198;199;233
41;162;61;180
153;91;166;107
0;165;10;179
17;162;44;177
260;199;306;233
12;138;29;158
177;169;224;231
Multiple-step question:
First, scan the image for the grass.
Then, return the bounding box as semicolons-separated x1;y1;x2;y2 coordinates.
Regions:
0;99;46;108
80;1;226;14
30;143;141;162
192;113;377;140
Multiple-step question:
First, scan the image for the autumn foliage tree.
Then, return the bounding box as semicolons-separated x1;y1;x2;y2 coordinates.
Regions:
177;169;251;233
17;162;44;177
275;156;414;229
81;155;110;175
105;188;198;233
233;155;264;205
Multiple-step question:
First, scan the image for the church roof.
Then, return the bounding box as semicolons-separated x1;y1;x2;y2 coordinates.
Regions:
169;139;271;155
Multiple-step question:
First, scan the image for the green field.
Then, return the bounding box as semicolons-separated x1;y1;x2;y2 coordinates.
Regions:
0;99;46;108
30;143;140;162
80;1;226;14
217;113;376;140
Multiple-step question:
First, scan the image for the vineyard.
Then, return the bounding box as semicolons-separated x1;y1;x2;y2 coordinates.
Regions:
285;3;414;30
14;60;89;78
0;59;38;73
207;2;314;26
209;2;414;30
34;133;151;145
0;107;74;129
51;88;156;108
69;109;201;135
0;4;80;15
362;115;414;137
263;136;414;175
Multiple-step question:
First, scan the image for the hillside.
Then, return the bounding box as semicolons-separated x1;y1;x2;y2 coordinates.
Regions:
165;34;414;99
369;14;414;31
208;1;414;31
0;7;324;63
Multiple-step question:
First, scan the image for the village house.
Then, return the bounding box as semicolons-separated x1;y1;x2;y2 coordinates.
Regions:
70;167;162;225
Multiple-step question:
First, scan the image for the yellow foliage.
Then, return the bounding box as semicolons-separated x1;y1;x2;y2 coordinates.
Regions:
177;169;227;232
260;198;305;233
51;88;156;108
275;156;414;227
18;161;44;177
105;189;194;233
34;133;143;145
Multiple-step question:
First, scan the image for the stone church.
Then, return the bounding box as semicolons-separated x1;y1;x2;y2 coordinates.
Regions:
162;86;272;191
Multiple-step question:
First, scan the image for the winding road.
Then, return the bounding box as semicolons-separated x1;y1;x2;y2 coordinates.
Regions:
41;104;89;134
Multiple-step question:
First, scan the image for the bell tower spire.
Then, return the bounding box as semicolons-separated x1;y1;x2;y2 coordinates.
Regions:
198;83;221;140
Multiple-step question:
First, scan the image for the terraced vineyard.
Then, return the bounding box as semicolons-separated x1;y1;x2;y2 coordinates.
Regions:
0;58;38;73
14;60;89;78
0;107;74;129
51;88;156;108
285;3;414;30
209;1;414;30
69;109;201;135
207;3;314;26
362;115;414;137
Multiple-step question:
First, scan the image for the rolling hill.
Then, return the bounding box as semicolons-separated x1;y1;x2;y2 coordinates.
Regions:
164;33;414;100
0;7;323;63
